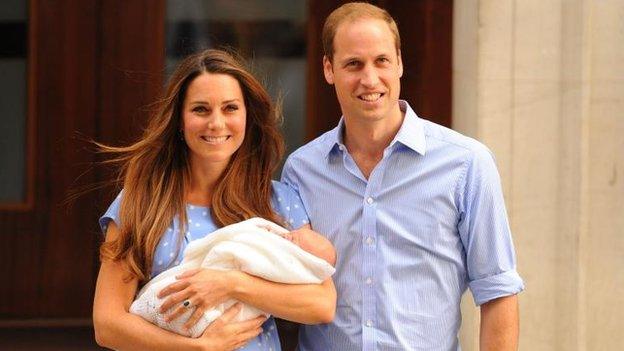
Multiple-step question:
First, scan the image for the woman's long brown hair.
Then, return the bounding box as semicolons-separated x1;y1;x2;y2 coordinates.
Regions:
99;49;284;283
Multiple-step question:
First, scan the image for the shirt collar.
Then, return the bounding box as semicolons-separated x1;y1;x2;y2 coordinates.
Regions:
322;118;346;158
391;100;426;155
322;100;426;157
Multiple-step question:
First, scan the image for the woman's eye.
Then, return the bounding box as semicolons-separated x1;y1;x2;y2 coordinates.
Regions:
192;106;207;113
225;104;239;112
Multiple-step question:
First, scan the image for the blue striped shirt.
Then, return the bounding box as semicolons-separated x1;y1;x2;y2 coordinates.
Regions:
282;101;524;351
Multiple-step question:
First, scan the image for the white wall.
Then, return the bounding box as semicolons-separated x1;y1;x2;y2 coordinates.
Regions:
453;1;624;350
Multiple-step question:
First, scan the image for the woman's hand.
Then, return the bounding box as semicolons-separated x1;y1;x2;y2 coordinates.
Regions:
193;303;266;351
158;268;237;329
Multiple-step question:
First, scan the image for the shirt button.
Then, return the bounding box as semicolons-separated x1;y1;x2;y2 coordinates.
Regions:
366;197;374;204
338;145;345;151
365;277;372;285
365;320;373;327
365;236;374;245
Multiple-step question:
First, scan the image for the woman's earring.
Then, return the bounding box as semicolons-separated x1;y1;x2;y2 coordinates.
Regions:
179;130;185;141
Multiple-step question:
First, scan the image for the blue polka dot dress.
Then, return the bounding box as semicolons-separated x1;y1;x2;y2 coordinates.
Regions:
99;181;310;351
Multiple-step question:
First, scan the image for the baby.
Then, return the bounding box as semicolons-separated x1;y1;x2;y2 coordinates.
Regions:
130;218;336;338
263;222;336;266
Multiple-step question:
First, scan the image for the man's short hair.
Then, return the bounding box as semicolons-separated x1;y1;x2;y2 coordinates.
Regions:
322;2;401;62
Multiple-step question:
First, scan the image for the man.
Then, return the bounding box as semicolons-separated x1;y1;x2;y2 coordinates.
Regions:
281;3;524;351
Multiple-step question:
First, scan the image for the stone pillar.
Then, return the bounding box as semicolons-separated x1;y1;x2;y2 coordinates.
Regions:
453;1;624;350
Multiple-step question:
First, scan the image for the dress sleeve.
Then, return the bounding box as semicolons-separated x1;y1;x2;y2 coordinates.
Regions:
99;191;123;235
456;146;525;305
271;181;309;230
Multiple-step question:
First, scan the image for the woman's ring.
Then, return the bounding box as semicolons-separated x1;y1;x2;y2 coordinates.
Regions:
183;299;191;308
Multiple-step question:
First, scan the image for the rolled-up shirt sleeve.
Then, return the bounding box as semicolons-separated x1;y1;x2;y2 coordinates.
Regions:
457;145;525;306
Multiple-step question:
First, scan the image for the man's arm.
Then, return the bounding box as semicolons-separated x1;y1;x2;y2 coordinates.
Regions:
457;146;523;350
480;294;519;351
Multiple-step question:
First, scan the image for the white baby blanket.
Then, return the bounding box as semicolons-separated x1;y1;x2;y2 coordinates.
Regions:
130;217;335;338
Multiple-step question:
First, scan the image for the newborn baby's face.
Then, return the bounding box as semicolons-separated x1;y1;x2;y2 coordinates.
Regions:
282;228;316;254
256;223;304;248
281;226;336;266
280;231;301;247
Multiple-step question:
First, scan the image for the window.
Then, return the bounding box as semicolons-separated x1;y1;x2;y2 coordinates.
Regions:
0;0;28;203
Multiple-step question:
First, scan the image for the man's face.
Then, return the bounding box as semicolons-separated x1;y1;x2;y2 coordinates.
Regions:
324;18;403;123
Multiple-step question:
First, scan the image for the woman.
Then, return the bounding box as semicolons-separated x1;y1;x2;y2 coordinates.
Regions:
93;49;336;351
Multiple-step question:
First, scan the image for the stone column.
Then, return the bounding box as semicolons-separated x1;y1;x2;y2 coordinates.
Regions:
453;1;624;350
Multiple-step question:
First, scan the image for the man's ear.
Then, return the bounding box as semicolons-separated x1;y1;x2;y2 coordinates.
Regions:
323;55;334;85
397;50;403;78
